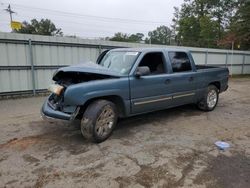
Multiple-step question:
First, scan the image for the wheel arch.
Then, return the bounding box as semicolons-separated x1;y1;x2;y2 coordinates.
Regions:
78;95;127;118
209;81;221;91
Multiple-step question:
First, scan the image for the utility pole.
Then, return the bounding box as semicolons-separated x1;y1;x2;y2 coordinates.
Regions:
4;4;16;31
230;41;234;77
5;4;15;22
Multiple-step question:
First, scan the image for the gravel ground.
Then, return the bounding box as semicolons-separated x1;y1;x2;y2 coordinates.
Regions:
0;78;250;188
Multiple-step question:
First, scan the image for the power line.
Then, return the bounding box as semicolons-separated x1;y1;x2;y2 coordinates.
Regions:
6;2;167;25
18;11;153;33
0;1;168;38
4;5;157;34
17;9;161;26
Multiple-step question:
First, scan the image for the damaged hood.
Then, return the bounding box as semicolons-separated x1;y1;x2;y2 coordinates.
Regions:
53;62;122;81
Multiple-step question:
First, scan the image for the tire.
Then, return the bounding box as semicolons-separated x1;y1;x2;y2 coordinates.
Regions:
80;100;118;143
197;85;219;111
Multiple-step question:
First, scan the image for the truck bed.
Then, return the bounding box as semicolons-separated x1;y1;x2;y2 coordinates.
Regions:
196;65;224;70
195;65;228;74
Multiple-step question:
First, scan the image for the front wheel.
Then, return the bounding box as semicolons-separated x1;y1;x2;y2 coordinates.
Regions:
197;85;219;111
80;100;118;143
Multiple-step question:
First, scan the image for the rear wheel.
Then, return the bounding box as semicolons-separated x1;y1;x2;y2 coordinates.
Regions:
80;100;118;143
197;85;219;111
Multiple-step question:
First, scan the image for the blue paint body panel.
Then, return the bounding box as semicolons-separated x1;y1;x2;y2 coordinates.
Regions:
41;48;229;120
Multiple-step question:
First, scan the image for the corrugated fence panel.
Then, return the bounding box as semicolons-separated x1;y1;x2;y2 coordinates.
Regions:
243;55;250;74
0;43;9;66
244;65;250;74
207;53;226;65
192;53;206;65
0;70;32;92
0;43;29;66
33;45;47;65
71;47;79;64
245;55;250;64
35;69;55;90
229;54;244;64
50;46;59;65
0;32;250;95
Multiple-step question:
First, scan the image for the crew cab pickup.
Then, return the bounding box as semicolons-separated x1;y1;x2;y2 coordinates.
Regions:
41;48;229;142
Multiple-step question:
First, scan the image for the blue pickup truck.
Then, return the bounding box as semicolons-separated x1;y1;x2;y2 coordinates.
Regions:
41;48;229;142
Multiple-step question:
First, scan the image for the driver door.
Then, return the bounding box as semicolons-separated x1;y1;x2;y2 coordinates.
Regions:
129;52;172;114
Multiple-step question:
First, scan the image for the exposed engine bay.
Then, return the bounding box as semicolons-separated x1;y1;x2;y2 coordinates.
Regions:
53;71;118;87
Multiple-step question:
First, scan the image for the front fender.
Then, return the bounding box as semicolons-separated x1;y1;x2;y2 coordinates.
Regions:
63;78;130;106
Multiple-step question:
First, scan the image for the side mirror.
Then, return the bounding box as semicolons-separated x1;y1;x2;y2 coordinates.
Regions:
135;66;151;78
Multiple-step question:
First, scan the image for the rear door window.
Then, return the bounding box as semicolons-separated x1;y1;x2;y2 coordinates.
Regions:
168;52;192;73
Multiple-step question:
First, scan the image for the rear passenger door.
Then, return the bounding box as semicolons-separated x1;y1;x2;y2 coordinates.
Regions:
167;51;197;106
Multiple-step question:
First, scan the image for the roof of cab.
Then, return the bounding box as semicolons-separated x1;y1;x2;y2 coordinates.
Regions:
110;47;190;53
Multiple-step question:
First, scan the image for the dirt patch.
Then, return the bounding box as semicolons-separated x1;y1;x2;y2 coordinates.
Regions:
194;153;250;188
34;169;100;188
23;154;40;164
115;164;176;188
0;136;40;151
171;152;198;186
134;165;175;187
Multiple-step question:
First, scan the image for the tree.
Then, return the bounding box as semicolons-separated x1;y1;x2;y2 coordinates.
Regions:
199;16;219;48
174;0;238;48
145;25;172;45
217;0;250;50
171;7;180;45
14;19;63;36
229;0;250;49
178;16;201;47
128;33;144;42
109;32;144;43
208;0;237;40
109;32;129;42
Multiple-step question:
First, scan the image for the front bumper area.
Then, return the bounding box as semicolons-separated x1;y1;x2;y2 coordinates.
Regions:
41;98;71;121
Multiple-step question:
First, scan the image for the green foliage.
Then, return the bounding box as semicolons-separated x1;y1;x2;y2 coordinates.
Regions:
230;0;250;49
14;19;63;36
177;16;200;46
129;33;144;42
199;16;219;48
173;0;242;49
216;0;249;50
109;32;144;43
145;25;172;45
109;27;172;45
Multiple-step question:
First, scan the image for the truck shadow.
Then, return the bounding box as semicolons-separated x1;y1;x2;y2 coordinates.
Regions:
113;104;202;138
36;103;202;144
0;104;203;155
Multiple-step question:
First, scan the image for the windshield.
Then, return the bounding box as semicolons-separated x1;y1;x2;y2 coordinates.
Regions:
99;51;140;75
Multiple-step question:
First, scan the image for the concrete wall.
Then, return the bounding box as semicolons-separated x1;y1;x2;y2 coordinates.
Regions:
0;32;250;95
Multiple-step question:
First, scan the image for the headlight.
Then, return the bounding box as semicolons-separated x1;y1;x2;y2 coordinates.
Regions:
48;84;64;95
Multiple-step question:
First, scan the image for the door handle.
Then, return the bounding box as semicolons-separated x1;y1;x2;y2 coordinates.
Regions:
165;79;171;84
188;76;194;81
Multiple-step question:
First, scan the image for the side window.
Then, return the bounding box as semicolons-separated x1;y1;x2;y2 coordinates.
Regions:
96;50;109;64
138;52;166;75
168;52;192;73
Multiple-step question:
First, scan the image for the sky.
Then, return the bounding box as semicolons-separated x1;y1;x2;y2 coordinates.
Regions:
0;0;184;39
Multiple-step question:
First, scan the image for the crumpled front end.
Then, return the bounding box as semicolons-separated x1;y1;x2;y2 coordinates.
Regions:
41;96;71;121
41;63;120;121
41;91;80;121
